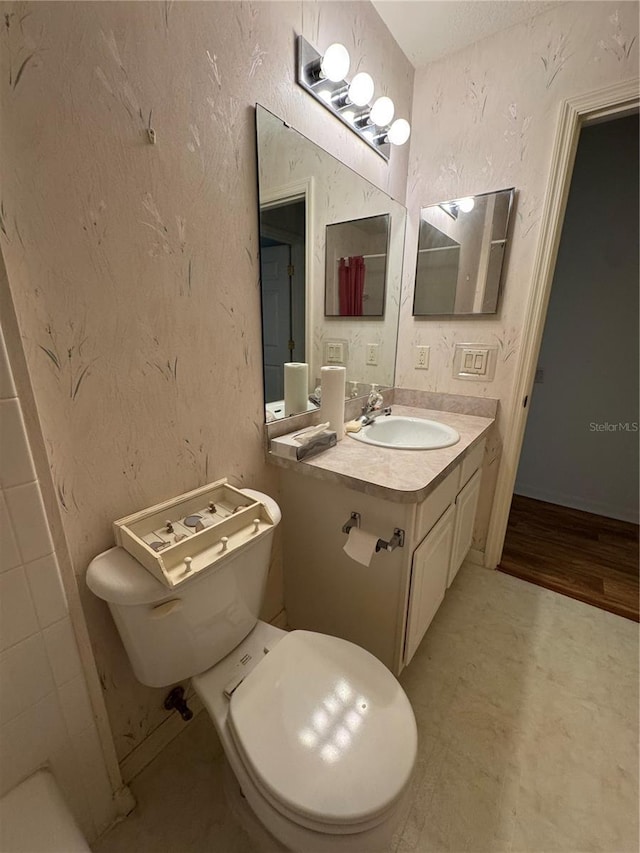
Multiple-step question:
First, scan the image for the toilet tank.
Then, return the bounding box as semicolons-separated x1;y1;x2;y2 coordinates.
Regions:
86;489;281;688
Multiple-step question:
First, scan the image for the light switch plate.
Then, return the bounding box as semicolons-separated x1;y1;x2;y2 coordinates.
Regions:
453;343;497;381
324;340;348;365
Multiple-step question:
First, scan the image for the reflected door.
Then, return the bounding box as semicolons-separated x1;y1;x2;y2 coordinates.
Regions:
261;244;291;401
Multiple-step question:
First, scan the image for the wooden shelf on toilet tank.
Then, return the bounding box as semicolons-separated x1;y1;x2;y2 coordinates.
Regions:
113;478;275;590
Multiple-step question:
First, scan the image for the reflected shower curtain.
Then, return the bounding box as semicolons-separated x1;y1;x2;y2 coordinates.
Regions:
338;256;366;315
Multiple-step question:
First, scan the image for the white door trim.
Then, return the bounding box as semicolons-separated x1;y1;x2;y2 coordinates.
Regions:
484;77;640;569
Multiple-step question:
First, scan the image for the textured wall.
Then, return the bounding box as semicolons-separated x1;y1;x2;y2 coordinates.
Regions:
396;1;639;551
0;0;413;762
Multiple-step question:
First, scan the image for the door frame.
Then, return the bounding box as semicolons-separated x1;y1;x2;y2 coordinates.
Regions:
260;177;314;373
485;77;640;569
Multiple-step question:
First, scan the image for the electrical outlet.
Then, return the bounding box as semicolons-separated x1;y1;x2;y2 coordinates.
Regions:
366;343;378;366
415;345;430;369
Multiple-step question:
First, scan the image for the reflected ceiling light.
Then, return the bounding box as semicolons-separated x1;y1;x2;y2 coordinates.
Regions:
387;118;411;146
458;197;475;212
320;43;350;82
348;72;374;107
296;35;410;161
370;96;395;127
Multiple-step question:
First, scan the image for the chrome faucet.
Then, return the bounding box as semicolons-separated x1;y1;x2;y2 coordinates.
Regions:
359;405;392;426
358;399;392;426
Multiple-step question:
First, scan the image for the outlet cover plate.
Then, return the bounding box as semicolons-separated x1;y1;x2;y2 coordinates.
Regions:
415;345;430;369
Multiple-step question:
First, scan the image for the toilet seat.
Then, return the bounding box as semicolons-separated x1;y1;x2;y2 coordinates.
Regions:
227;630;417;834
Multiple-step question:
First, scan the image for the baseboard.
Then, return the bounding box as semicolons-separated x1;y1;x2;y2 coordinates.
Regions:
119;694;204;784
514;485;638;524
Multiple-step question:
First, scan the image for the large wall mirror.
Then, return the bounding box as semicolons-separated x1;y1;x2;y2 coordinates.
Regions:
413;188;515;316
256;105;406;420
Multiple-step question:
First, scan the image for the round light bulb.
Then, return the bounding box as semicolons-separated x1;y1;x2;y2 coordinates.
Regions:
320;43;350;82
348;72;374;107
458;197;475;213
370;96;395;127
387;118;411;146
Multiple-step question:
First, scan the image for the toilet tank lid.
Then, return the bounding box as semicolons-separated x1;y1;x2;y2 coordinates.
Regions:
86;546;171;606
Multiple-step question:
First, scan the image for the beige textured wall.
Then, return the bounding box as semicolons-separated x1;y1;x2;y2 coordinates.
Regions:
396;1;639;552
0;0;413;762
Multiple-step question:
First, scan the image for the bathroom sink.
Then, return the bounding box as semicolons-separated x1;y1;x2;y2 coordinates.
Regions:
349;416;460;450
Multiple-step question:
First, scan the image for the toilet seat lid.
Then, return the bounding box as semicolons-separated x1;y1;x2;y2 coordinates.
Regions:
228;630;417;828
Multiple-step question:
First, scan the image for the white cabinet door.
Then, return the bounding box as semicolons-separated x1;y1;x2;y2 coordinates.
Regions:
404;504;455;666
448;468;482;588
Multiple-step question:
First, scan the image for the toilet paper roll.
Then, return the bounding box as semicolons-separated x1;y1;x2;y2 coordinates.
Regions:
284;362;309;416
343;527;378;567
320;365;346;440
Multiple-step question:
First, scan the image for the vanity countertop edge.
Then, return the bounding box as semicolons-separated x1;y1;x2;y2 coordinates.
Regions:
267;405;495;503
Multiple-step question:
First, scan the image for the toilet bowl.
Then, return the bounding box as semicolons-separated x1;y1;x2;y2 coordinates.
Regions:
193;620;415;852
87;487;417;852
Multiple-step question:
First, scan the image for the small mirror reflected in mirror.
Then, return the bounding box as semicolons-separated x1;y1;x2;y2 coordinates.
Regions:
413;188;515;316
325;214;390;317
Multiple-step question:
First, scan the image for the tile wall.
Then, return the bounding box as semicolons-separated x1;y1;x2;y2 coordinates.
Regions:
0;322;116;841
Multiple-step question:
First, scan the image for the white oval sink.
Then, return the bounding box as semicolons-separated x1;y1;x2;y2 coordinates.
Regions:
349;416;460;450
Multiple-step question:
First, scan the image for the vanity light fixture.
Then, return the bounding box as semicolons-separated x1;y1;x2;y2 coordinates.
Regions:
348;72;375;107
370;96;395;127
296;35;411;161
320;42;351;82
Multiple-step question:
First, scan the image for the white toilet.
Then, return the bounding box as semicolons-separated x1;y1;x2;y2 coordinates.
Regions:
87;488;417;852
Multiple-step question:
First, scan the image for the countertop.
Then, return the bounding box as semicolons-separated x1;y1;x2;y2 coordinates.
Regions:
267;405;494;502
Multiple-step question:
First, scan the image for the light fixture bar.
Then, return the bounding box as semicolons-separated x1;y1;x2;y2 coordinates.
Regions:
296;35;391;161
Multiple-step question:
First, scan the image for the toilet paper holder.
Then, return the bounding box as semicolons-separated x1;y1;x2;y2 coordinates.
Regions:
342;512;405;553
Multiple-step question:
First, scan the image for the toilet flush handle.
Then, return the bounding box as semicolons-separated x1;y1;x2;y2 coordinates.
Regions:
150;599;183;619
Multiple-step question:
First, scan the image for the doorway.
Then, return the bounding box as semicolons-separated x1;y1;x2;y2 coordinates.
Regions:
259;199;306;408
499;113;639;620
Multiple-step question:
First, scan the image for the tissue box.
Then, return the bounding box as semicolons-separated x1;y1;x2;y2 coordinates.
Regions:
270;430;337;461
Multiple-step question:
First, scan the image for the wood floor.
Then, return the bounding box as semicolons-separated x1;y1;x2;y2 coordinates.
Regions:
499;495;639;621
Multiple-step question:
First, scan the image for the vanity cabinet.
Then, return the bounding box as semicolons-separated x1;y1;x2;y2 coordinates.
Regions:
278;437;486;676
449;468;482;588
404;505;455;665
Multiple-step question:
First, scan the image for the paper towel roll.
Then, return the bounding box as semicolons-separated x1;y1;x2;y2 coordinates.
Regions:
343;527;378;567
320;365;346;439
284;362;309;416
